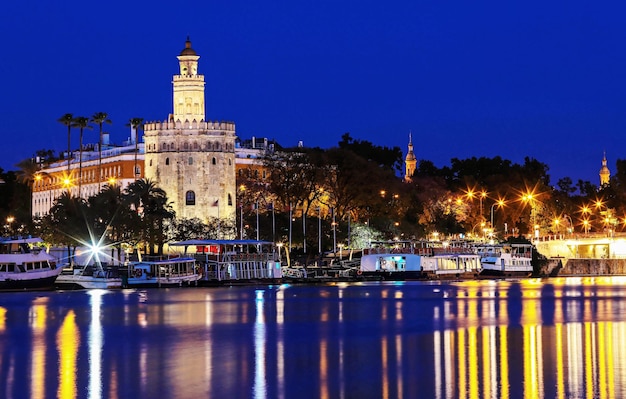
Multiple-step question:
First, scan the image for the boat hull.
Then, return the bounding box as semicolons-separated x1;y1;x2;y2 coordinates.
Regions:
0;273;60;290
126;275;201;288
55;275;122;290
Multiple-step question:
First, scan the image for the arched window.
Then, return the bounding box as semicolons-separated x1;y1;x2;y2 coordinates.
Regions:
228;193;233;206
188;157;193;165
193;142;198;150
228;159;232;166
149;159;153;166
184;142;189;150
212;157;216;165
166;158;170;165
186;191;196;205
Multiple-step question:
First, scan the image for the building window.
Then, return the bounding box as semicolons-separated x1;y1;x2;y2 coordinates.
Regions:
186;191;196;205
212;157;216;165
149;159;153;166
228;193;233;206
166;158;170;165
184;142;189;150
188;157;193;165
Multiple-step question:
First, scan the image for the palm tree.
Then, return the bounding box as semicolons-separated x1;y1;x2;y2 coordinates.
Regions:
15;157;48;221
72;116;92;198
124;179;174;255
57;113;74;178
126;118;144;180
91;112;112;192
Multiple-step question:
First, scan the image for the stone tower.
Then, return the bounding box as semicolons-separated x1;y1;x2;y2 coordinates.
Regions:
599;152;610;186
143;38;236;229
404;132;417;182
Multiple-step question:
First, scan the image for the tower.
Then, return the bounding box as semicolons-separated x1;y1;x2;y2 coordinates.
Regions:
599;152;610;186
404;132;416;182
143;38;236;231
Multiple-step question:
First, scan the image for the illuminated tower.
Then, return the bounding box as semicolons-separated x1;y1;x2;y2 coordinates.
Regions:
599;152;610;186
143;38;236;230
404;132;417;182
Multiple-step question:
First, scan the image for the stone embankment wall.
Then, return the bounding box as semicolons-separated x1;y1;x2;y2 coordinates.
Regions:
538;258;626;277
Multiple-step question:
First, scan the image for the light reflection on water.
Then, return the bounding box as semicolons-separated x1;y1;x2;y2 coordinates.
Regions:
0;277;626;397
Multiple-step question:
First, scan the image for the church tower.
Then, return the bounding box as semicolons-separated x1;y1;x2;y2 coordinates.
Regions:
404;132;417;182
143;38;236;231
599;152;610;186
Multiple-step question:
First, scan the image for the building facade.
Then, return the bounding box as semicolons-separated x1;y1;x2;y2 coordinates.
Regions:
32;142;144;218
143;38;236;225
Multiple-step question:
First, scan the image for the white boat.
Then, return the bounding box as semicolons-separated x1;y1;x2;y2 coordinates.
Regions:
55;264;123;289
0;237;63;290
477;244;533;277
170;239;282;284
359;241;481;280
127;256;201;287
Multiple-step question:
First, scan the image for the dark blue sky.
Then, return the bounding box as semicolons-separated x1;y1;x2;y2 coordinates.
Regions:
2;0;625;185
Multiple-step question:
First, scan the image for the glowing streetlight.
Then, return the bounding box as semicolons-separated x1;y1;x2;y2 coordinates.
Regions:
582;219;590;235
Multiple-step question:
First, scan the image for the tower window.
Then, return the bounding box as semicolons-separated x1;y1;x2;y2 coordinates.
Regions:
186;191;196;205
188;157;193;165
166;158;170;166
212;157;216;165
228;194;233;206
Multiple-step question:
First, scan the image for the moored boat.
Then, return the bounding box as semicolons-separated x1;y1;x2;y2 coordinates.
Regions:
359;241;481;280
55;264;123;289
170;239;282;284
477;244;533;277
126;256;201;287
0;237;63;290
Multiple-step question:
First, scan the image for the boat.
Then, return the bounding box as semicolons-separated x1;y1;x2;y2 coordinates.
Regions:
55;264;123;289
170;239;282;284
0;237;63;290
359;241;481;280
477;243;534;277
126;256;201;287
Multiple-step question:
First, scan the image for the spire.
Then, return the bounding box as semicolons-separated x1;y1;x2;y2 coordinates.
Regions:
404;130;417;182
599;151;610;186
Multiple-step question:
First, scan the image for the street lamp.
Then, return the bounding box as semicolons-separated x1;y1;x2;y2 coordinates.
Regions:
582;219;590;235
490;199;505;230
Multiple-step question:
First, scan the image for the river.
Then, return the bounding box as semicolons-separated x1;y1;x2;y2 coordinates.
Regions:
1;277;625;398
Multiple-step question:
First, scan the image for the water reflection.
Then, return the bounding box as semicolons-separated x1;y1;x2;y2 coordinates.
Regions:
1;278;626;397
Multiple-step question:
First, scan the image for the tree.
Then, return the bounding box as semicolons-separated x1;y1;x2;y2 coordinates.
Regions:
123;179;174;255
72;116;92;198
91;112;112;192
57;113;74;178
15;157;46;222
127;118;144;180
40;192;89;266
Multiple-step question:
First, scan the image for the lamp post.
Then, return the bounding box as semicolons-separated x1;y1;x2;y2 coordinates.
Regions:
490;199;505;230
479;191;487;220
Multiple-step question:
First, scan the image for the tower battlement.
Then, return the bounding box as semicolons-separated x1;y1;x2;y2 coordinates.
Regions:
143;119;236;132
173;75;205;82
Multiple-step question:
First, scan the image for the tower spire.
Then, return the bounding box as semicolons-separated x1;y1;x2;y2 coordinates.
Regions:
404;130;417;182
